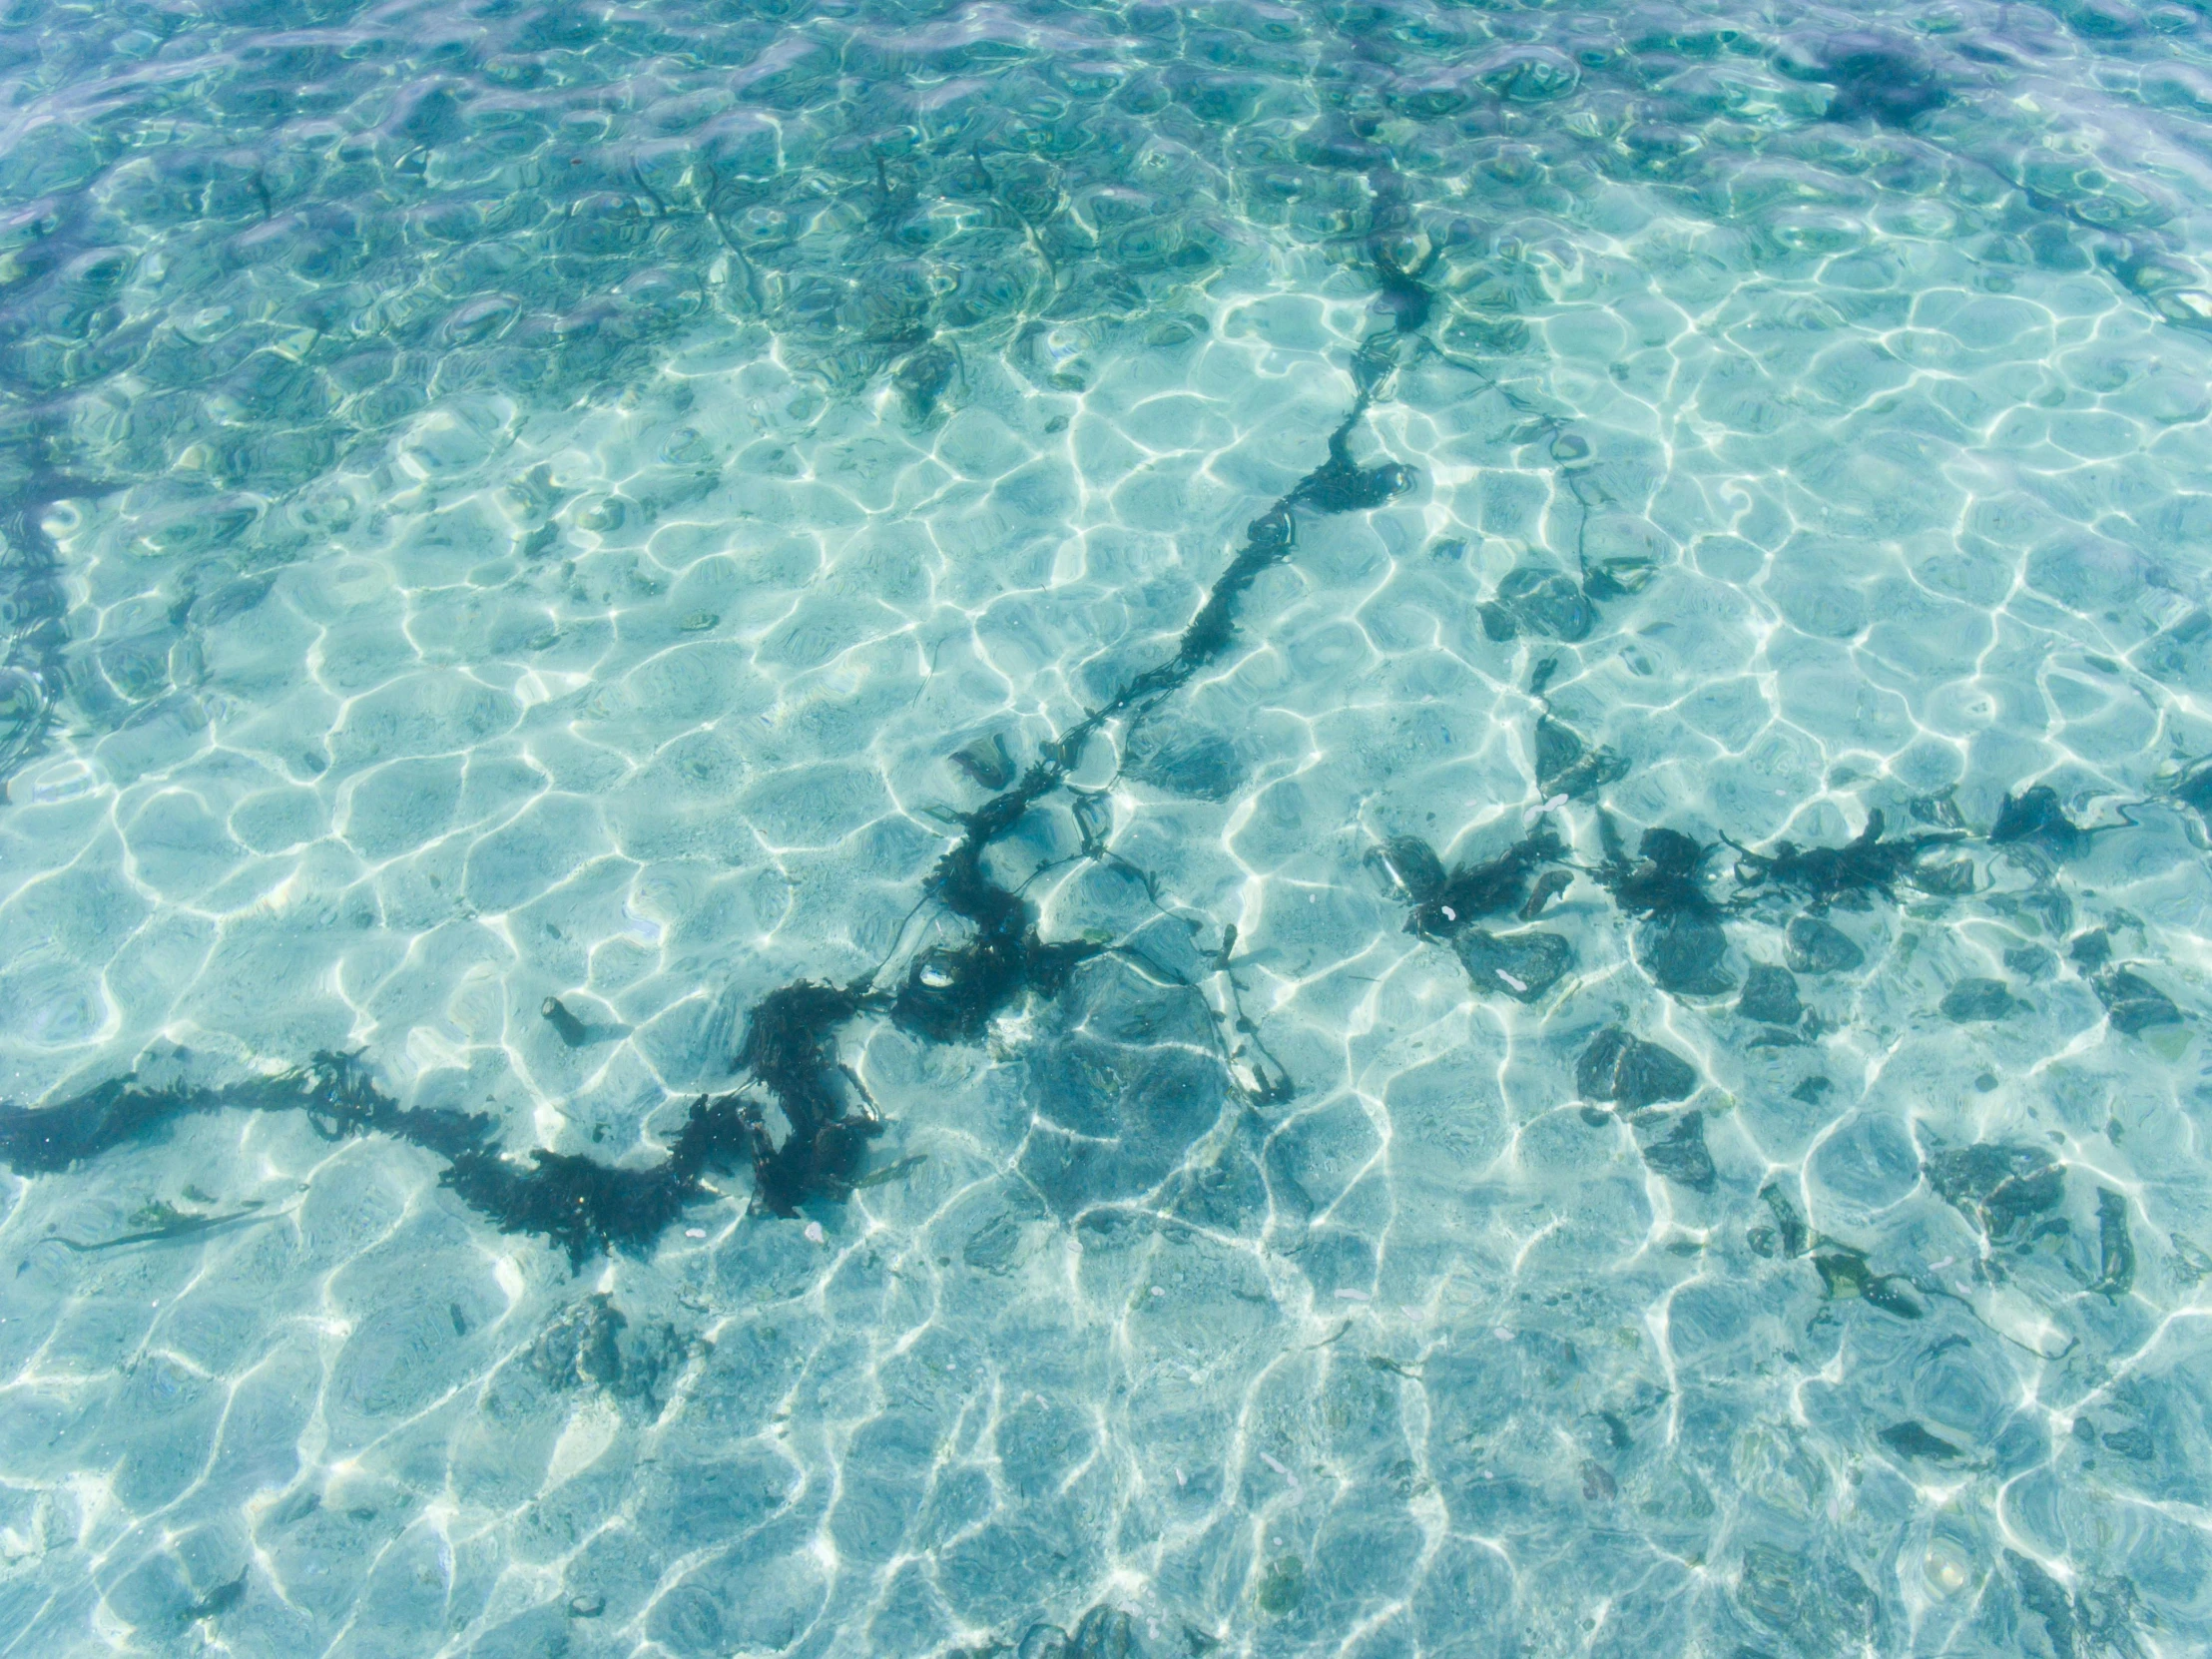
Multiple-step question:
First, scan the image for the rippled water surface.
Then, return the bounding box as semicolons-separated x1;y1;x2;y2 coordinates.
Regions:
7;0;2212;1653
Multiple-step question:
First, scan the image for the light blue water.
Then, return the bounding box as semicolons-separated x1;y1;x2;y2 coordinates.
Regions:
4;1;2212;1653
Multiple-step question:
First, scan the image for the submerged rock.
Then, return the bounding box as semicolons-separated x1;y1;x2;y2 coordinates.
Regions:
1738;964;1803;1026
1638;1111;1716;1192
1480;565;1596;642
1926;1140;2064;1244
2095;967;2182;1035
1938;978;2018;1023
1576;1026;1699;1113
1533;714;1627;801
1636;908;1735;995
1786;915;1865;975
1455;928;1574;1002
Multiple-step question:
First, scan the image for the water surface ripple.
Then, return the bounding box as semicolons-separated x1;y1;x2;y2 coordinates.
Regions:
4;1;2212;1655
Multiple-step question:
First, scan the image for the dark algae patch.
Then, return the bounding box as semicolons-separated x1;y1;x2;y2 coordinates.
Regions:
1990;785;2097;863
1381;825;1567;940
1594;819;1736;995
1730;810;1964;909
0;1052;758;1270
0;367;1414;1264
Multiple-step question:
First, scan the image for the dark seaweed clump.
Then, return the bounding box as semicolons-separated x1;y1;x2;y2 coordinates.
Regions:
893;784;1103;1045
1990;785;2096;862
444;1092;753;1269
0;379;1415;1262
730;384;1410;1208
1730;810;1964;910
734;979;883;1216
1377;828;1576;1001
0;1051;766;1270
1380;827;1565;941
884;391;1408;1056
0;1051;487;1174
1594;819;1736;996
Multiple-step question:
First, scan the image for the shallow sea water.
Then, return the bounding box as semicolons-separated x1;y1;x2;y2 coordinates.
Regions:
5;0;2212;1654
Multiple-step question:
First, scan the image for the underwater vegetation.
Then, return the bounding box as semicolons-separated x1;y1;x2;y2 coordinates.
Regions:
1990;785;2100;863
1379;825;1566;942
0;346;1415;1264
1593;819;1736;997
1728;810;1967;910
1377;822;1576;1002
0;1049;769;1270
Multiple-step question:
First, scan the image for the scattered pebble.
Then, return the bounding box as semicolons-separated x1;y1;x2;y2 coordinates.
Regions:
1334;1288;1371;1302
1150;1286;1165;1297
1441;905;1457;921
685;1228;707;1240
804;1221;826;1244
1497;969;1528;992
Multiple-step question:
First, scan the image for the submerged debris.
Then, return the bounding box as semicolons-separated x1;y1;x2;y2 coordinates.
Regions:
1730;810;1965;909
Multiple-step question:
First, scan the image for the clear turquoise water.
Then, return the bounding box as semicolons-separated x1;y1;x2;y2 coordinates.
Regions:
4;1;2212;1653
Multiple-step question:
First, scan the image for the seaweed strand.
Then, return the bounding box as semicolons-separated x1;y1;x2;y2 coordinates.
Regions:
0;370;1414;1266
